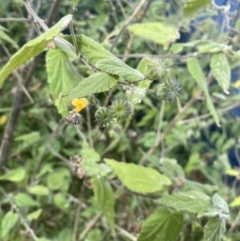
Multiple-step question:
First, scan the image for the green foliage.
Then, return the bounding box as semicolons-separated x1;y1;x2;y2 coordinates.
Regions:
187;57;220;126
1;211;19;239
138;207;183;241
105;159;171;193
0;14;73;88
128;22;180;45
210;53;231;93
92;176;115;229
1;1;239;241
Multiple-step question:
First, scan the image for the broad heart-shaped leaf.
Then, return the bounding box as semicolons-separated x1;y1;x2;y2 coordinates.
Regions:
92;176;115;229
0;14;72;88
96;58;145;82
161;190;210;214
138;207;183;241
183;0;211;17
76;34;115;64
210;53;230;94
46;49;76;98
187;58;220;126
202;218;226;241
0;168;26;182
105;159;171;194
2;211;19;239
128;22;179;45
67;72;118;100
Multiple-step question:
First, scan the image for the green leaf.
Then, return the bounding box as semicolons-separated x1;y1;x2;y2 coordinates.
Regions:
53;193;69;210
92;177;115;229
105;159;171;193
161;190;210;214
197;42;232;54
55;97;69;117
27;185;49;196
67;72;118;100
212;193;229;216
0;168;26;182
46;49;75;98
202;218;226;241
2;211;19;239
73;0;80;9
210;53;230;93
76;34;115;64
0;27;19;49
14;193;40;207
138;207;183;241
47;172;69;190
96;58;145;82
37;238;52;241
128;22;179;45
27;209;42;221
183;0;211;17
230;196;240;207
81;146;100;162
187;58;220;126
137;58;167;80
0;14;72;88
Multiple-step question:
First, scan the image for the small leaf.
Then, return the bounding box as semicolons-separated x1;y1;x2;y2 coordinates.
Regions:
197;42;232;54
128;22;179;45
27;185;49;196
53;193;69;210
37;238;52;241
183;0;211;17
55;98;69;117
76;34;115;64
0;27;19;49
230;196;240;207
138;207;183;241
81;146;100;162
2;211;19;238
202;218;226;241
0;14;72;88
47;172;67;190
96;58;144;82
27;209;42;221
0;168;26;182
187;58;220;126
14;193;40;207
67;72;118;100
105;159;171;193
161;190;210;214
92;177;115;229
46;49;76;98
210;53;230;93
212;193;229;215
73;0;79;9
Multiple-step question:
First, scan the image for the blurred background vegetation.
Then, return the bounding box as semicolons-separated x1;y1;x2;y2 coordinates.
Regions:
0;0;240;241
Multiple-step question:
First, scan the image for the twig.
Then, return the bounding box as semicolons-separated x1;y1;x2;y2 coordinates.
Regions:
0;18;30;22
0;0;62;168
115;225;137;241
0;188;38;240
110;0;148;52
78;212;102;240
72;185;85;241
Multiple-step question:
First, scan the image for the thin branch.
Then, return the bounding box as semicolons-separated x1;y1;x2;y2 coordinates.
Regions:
0;0;62;169
115;225;137;241
0;17;30;22
0;188;38;240
110;0;148;52
78;213;102;241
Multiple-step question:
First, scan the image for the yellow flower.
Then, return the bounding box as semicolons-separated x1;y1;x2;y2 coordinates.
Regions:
71;98;88;112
